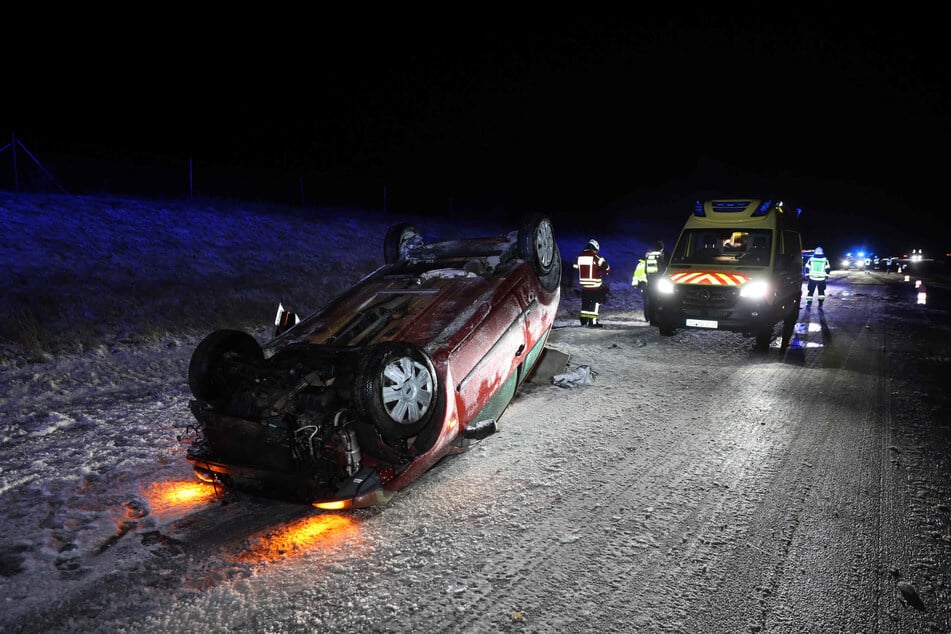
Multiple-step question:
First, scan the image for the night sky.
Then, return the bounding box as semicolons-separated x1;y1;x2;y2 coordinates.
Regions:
6;12;948;256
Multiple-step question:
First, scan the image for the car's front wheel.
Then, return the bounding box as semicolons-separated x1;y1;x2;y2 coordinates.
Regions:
355;342;440;440
188;329;264;402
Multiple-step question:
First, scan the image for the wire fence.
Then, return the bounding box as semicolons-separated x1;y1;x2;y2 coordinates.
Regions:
0;132;509;218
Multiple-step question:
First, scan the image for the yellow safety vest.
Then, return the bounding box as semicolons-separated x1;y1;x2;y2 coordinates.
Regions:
632;259;647;285
808;257;829;280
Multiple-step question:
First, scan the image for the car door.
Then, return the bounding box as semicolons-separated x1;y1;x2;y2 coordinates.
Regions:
449;283;530;425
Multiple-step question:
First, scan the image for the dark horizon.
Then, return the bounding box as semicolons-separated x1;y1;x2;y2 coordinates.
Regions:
4;13;946;259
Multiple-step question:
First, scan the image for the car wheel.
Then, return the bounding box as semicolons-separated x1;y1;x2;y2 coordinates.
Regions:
188;329;263;402
355;342;439;440
518;215;560;291
384;223;421;264
754;326;773;352
659;325;676;336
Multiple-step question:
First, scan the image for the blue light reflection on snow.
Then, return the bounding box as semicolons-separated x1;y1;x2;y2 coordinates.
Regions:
784;321;825;349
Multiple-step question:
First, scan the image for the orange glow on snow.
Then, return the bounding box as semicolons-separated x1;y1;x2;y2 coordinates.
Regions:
142;480;219;520
232;513;361;563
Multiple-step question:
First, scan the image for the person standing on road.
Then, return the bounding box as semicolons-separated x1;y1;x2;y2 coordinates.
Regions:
643;240;667;324
632;255;648;320
574;239;610;327
804;246;831;309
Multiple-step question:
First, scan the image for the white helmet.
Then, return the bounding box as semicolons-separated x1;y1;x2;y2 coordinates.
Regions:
587;239;600;251
815;246;824;256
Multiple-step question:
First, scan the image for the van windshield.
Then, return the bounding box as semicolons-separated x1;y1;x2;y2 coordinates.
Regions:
671;229;773;265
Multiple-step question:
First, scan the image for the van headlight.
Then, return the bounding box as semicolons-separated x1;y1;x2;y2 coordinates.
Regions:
656;278;675;294
740;280;769;299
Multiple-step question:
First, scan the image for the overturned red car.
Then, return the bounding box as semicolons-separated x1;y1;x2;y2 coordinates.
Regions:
182;215;562;509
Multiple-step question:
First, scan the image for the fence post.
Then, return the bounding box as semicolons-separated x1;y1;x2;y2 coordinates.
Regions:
12;131;19;193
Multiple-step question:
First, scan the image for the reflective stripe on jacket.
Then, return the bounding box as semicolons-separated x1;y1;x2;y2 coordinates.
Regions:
575;250;609;288
645;250;663;274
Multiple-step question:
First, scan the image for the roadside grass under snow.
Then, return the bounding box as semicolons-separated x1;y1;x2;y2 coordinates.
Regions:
0;193;529;364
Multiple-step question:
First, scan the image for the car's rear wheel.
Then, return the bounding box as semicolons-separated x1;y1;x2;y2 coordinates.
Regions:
384;223;422;264
518;215;561;291
188;329;263;402
355;342;439;440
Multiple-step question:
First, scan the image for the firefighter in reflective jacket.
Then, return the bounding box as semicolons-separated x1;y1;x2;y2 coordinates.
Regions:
574;239;610;327
804;246;831;309
643;241;666;324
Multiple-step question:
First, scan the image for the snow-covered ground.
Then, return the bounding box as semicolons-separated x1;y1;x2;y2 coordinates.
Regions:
0;192;650;625
2;192;949;633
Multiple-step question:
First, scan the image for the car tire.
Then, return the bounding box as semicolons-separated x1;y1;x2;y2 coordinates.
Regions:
384;223;421;264
517;215;560;292
659;324;676;337
188;329;264;402
355;342;439;440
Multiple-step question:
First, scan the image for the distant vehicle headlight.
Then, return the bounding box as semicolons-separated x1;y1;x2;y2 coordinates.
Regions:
841;259;850;267
740;280;769;299
657;278;675;294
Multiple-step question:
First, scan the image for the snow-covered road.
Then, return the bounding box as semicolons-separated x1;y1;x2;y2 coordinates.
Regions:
3;270;949;633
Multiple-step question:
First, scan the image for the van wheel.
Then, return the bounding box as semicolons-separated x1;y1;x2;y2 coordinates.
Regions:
754;328;773;352
780;297;800;349
781;313;796;348
659;324;676;337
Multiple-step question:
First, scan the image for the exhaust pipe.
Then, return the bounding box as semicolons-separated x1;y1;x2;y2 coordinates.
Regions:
463;418;497;440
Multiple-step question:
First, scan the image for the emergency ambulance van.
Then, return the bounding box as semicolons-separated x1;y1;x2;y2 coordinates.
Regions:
652;198;803;351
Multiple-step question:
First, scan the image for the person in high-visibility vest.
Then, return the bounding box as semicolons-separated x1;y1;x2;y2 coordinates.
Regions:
573;239;610;327
643;240;667;324
632;256;648;321
804;246;831;309
632;257;648;289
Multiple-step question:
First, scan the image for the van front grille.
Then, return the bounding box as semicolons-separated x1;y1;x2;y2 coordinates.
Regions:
680;285;739;309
